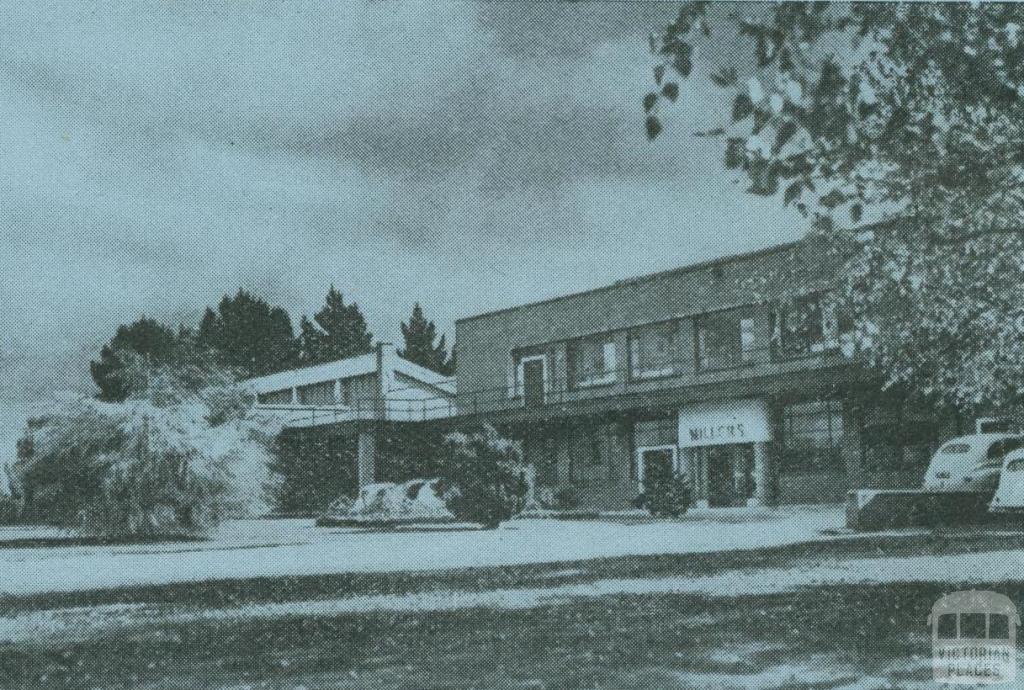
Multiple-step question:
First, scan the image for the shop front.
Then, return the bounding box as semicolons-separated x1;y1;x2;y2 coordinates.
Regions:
677;398;773;508
633;399;774;509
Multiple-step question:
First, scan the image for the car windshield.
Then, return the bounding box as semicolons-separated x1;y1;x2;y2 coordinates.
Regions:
941;443;970;454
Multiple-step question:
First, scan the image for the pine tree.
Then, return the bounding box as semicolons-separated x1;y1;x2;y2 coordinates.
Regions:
398;303;453;375
298;286;374;365
90;317;180;402
197;289;299;378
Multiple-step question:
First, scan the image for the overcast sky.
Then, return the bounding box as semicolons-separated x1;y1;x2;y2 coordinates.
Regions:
0;1;807;438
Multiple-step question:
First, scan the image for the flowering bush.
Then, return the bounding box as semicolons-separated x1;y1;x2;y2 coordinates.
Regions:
14;379;281;539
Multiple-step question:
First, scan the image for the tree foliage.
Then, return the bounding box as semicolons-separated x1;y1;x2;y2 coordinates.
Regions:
90;318;181;402
14;363;282;538
298;286;374;366
647;2;1024;410
398;303;454;375
434;425;527;528
198;289;299;378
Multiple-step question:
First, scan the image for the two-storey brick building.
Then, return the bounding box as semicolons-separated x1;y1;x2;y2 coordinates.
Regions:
248;238;965;513
453;238;963;509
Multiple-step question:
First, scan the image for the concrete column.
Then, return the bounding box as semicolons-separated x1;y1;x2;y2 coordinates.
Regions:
375;342;397;421
843;404;866;493
750;441;769;507
376;343;397;394
693;448;710;509
357;429;376;488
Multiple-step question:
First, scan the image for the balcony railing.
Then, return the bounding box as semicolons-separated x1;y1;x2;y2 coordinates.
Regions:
253;342;853;427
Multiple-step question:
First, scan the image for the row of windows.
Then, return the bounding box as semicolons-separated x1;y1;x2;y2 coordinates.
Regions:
256;375;378;406
529;294;852;391
526;422;634;486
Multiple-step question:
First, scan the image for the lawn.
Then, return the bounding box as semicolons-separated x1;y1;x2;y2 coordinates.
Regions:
1;515;1023;689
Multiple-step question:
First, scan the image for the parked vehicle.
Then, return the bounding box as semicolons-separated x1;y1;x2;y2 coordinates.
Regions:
990;448;1024;513
922;433;1024;494
317;479;456;527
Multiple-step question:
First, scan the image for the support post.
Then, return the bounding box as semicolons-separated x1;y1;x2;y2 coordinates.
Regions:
693;448;710;509
357;428;376;488
750;441;770;507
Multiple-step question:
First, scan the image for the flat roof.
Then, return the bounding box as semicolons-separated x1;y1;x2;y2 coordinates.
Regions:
455;239;804;325
244;348;455;394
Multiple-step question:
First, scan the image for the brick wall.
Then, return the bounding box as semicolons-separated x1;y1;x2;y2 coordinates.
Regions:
455;240;841;408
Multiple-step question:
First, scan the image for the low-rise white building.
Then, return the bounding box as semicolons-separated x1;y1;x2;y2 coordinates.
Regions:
245;343;457;487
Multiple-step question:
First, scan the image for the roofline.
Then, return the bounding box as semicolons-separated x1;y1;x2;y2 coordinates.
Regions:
244;349;455;394
455;239;805;326
393;357;456;387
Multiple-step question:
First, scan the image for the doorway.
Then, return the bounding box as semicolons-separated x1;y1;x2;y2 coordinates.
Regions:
520;356;547;408
636;445;679;492
704;444;754;507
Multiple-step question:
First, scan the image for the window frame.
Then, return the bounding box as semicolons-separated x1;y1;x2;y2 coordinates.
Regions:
635;444;679;492
628;319;683;381
568;334;618;389
772;292;854;361
694;306;759;372
780;399;846;474
514;353;549;399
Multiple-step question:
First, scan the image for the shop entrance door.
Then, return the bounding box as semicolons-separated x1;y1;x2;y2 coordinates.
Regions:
706;444;754;507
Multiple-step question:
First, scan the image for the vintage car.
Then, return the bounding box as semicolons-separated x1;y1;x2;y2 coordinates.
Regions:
990;448;1024;513
317;479;455;526
922;433;1024;494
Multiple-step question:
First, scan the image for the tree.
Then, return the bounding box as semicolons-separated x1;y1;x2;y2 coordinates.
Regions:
398;303;454;375
14;359;282;537
646;3;1024;411
90;318;180;402
198;289;299;378
298;286;373;366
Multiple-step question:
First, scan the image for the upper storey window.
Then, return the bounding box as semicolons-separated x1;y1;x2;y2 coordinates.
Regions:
568;334;617;388
629;321;682;379
695;307;758;371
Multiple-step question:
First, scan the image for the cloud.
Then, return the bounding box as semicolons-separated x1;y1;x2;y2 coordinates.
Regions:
0;0;808;414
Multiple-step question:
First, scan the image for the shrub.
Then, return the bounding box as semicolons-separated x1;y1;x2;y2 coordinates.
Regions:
0;464;22;524
637;453;692;518
268;430;358;516
642;475;693;518
435;426;527;528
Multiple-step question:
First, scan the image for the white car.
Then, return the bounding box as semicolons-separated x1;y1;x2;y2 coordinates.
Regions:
922;433;1024;494
990;448;1024;513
